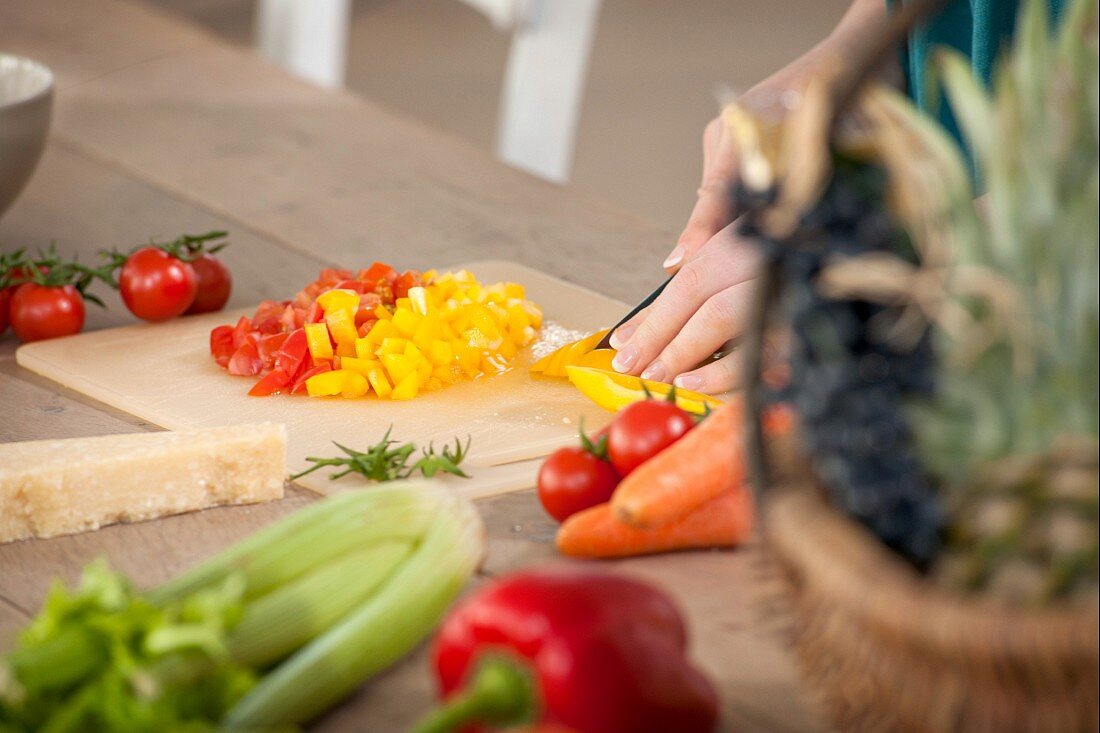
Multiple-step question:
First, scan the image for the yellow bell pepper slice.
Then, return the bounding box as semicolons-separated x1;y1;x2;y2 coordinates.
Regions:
407;286;432;316
564;366;723;415
530;328;610;376
304;322;334;361
577;349;617;371
305;369;350;397
316;288;359;314
383;353;416;385
391;372;420;400
368;368;392;398
340;371;370;398
325;308;358;347
339;356;380;377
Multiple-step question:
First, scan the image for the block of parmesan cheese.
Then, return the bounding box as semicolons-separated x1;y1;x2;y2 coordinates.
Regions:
0;423;286;543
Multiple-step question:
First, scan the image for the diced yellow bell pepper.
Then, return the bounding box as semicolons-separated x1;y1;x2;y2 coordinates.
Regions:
391;372;419;400
304;322;334;361
340;356;380;377
428;340;453;367
368;368;392;398
383;352;416;385
374;304;392;321
412;319;443;352
316;288;360;314
340;371;370;398
325;308;358;347
380;337;407;355
407;286;431;316
416;357;432;385
354;337;376;360
504;282;525;299
306;369;349;397
336;340;358;358
391;308;419;337
367;318;396;345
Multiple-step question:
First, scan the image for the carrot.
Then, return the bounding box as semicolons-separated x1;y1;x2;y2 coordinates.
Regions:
556;486;754;558
611;398;743;528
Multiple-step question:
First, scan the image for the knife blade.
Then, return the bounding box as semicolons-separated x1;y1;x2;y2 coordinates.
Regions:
594;275;673;350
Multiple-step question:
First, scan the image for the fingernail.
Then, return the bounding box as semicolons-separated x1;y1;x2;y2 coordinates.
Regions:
663;245;686;269
608;323;636;349
640;360;666;382
675;373;703;391
612;344;638;372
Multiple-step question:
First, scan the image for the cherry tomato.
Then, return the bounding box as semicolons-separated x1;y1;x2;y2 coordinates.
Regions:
0;288;10;335
607;400;696;476
537;447;620;522
9;283;86;342
184;254;232;314
119;247;196;322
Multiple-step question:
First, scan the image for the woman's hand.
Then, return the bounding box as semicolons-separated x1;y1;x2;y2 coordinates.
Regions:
662;116;740;272
610;223;760;394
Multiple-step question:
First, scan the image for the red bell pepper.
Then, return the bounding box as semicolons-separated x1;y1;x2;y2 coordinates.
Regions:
415;568;718;733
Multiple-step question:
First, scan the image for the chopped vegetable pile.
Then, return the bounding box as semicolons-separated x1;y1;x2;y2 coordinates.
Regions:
210;263;543;400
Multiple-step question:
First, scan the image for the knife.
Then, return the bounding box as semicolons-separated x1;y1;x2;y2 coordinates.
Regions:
594;275;673;350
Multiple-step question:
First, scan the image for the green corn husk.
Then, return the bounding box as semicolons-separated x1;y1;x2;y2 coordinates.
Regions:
227;540;413;668
222;492;485;729
148;485;444;605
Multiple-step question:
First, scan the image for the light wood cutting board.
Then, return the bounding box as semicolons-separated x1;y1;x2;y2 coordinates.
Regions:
15;261;625;497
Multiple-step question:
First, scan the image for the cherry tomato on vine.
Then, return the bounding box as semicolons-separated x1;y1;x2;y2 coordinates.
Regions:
185;253;232;314
537;446;620;522
9;283;86;342
607;400;696;476
119;247;197;322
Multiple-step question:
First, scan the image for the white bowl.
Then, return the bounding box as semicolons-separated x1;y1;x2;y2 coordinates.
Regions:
0;54;54;219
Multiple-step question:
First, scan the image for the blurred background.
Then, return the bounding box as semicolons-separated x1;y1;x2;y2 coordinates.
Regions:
149;0;848;232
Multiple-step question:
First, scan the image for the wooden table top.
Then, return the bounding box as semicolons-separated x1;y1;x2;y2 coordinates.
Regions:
0;1;822;730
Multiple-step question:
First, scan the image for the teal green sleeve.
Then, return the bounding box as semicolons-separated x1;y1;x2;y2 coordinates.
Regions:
895;0;1066;173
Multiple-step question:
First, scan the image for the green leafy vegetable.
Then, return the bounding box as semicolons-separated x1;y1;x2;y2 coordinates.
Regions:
0;561;255;732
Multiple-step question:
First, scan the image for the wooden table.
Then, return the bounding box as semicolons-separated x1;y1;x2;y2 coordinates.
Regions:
0;1;822;730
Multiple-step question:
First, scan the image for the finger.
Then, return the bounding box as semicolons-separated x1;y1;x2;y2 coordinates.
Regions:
674;349;745;395
607;304;652;350
612;239;754;375
638;282;753;384
665;120;739;272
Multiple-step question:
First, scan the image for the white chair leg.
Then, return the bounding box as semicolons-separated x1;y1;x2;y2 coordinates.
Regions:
255;0;352;88
496;0;602;183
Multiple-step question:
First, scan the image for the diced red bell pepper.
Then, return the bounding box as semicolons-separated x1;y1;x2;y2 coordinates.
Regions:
231;316;253;349
334;279;369;294
305;301;325;324
357;319;378;338
258;332;290;368
227;340;264;376
291;361;332;394
361;262;398;284
275;328;309;380
319;268;354;283
394;270;421;300
210;325;236;368
248;368;291;396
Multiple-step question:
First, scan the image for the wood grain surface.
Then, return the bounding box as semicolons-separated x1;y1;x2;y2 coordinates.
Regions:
0;1;823;730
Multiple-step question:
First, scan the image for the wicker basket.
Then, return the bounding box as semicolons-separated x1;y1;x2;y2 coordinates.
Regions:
741;261;1100;733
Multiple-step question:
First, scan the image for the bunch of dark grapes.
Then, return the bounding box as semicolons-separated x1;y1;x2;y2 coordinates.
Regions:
738;155;942;569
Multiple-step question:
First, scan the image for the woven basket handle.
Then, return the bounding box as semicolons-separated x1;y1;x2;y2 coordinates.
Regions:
738;0;949;508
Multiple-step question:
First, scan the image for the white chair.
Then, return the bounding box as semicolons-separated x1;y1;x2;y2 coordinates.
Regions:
254;0;601;184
